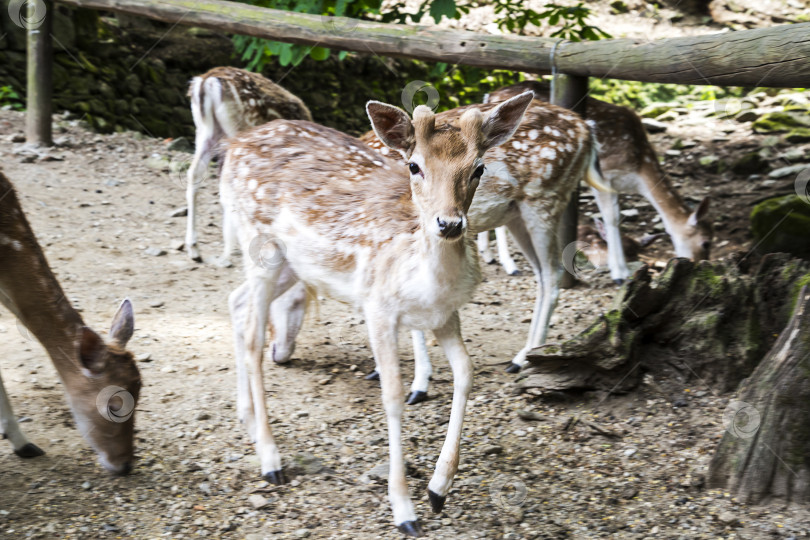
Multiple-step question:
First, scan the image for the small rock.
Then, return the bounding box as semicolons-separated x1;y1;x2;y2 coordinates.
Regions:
620;486;638;499
360;461;389;483
171;239;185;251
81;481;91;490
623;448;637;457
144;247;167;257
136;353;152;362
10;133;25;143
170;207;188;218
247;494;268;509
619;208;639;219
167;137;194;153
199;482;211;495
294;529;310;538
144;156;170;172
294;411;309;418
717;510;741;527
195;412;211;421
768;163;809;179
641;118;667;133
482;444;503;455
149;300;164;308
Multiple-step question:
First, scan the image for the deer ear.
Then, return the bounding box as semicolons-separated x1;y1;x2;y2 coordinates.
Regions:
688;197;710;227
481;90;533;152
79;327;107;376
366;101;415;158
109;298;134;347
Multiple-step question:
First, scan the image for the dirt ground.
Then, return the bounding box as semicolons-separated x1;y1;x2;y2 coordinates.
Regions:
0;96;809;540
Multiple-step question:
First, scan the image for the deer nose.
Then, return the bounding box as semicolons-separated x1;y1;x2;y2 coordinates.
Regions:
437;217;464;239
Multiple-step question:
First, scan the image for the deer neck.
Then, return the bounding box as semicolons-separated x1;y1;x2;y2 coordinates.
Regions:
636;163;692;252
5;254;87;387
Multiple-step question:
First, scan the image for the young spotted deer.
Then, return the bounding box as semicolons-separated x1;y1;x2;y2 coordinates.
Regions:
221;92;534;535
480;80;713;281
185;67;312;262
261;96;609;406
0;171;140;474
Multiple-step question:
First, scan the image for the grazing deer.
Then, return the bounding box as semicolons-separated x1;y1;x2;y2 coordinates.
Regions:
221;92;534;535
185;66;312;262
577;218;667;268
258;95;610;407
479;80;713;281
0;171;140;475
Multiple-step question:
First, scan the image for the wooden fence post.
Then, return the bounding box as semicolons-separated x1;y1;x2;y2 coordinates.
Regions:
26;0;54;146
551;74;589;289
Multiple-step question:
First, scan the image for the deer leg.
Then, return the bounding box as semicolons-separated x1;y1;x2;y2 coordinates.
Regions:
237;267;286;484
477;231;496;264
592;187;630;283
495;226;520;275
503;217;545;372
406;330;431;405
269;280;307;365
0;368;44;458
229;281;256;439
365;307;421;536
186;134;217;263
426;311;472;514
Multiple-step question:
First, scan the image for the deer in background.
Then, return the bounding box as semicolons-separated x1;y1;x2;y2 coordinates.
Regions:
479;80;713;281
220;93;534;535
577;218;667;269
185;67;312;263
0;171;140;475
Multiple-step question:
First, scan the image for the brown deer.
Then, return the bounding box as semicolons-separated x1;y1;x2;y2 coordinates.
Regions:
480;80;712;280
0;171;140;474
220;93;534;535
185;67;312;263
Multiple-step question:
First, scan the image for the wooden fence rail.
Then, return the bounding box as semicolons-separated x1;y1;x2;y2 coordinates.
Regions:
56;0;810;88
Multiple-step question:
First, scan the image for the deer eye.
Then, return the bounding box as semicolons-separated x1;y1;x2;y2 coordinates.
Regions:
408;163;421;176
471;164;485;180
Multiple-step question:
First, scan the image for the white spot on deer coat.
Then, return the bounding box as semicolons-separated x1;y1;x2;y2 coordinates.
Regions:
540;147;556;160
528;129;539;140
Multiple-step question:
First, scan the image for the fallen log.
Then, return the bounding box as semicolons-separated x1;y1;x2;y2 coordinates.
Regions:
518;254;810;395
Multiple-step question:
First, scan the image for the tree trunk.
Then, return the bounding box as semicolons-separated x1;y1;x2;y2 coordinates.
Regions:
518;254;810;395
707;286;810;504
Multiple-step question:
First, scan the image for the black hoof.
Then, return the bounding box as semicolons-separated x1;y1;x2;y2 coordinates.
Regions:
364;370;380;381
397;520;425;537
263;469;287;485
15;443;45;458
505;362;522;374
428;489;447;513
508;270;522;276
613;278;625;285
406;390;428;405
191;255;203;263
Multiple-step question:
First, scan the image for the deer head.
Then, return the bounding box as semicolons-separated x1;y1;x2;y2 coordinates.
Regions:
678;196;712;260
366;91;534;241
69;299;141;475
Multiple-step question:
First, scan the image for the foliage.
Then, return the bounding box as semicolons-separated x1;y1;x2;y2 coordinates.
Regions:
0;85;24;111
588;78;747;109
231;0;384;70
230;0;609;70
495;1;611;40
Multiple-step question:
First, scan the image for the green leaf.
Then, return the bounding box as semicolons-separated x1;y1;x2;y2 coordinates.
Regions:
338;50;349;61
310;46;331;61
279;44;293;66
429;0;457;23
